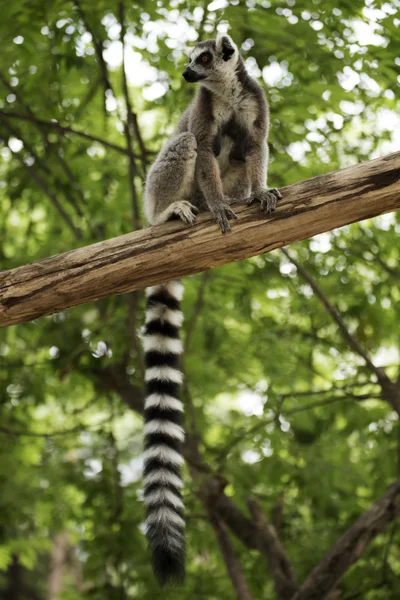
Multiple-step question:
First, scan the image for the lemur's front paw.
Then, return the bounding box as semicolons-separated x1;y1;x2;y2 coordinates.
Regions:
212;203;238;233
173;200;198;225
247;188;282;213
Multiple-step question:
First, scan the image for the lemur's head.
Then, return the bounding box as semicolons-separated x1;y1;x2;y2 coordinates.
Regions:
182;33;239;86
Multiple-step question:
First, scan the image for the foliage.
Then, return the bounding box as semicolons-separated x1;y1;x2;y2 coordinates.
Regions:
0;0;399;598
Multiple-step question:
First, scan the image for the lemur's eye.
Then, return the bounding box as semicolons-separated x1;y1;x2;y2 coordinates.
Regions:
201;55;209;63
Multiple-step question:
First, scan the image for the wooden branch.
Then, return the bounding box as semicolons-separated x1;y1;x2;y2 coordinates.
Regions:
88;363;398;600
1;152;400;328
0;110;131;156
247;497;297;600
48;532;69;600
292;480;400;600
208;513;254;600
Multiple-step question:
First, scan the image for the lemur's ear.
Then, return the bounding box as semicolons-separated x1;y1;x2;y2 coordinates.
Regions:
216;33;237;61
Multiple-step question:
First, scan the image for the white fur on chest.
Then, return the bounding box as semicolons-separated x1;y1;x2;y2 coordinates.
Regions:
213;98;234;126
212;88;258;130
235;93;258;129
215;91;258;173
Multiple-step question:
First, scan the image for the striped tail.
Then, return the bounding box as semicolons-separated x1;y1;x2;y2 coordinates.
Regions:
143;281;186;585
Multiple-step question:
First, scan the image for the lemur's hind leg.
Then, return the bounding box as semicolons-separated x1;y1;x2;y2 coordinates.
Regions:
144;132;198;225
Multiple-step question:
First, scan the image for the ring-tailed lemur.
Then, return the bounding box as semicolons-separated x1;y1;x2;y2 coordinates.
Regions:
142;33;281;584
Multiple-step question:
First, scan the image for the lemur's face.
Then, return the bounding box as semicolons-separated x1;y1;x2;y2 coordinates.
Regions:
182;34;238;84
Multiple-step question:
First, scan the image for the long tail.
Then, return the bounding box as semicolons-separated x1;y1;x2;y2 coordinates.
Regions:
143;280;186;585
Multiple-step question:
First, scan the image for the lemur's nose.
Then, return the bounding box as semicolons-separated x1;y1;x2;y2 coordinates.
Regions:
182;67;197;82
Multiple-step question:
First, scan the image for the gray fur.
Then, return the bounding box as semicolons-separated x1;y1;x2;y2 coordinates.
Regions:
142;35;282;583
144;32;281;233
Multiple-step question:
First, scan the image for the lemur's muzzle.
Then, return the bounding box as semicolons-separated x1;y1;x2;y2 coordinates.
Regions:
182;68;205;83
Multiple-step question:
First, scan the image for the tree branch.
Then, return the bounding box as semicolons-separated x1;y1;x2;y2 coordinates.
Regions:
7;145;83;241
119;0;141;230
126;291;145;379
1;151;399;328
0;110;133;156
1;72;88;214
247;497;297;600
90;363;144;414
208;513;254;600
131;111;149;173
184;271;211;354
87;363;400;600
0;420;109;437
216;392;378;461
281;248;400;414
1;119;85;221
73;0;113;113
292;480;400;600
281;248;382;379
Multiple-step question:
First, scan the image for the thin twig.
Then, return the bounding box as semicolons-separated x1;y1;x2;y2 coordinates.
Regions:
119;0;141;230
1;71;107;206
182;378;201;441
343;581;387;600
9;74;87;212
0;419;109;437
126;291;145;379
1;119;85;220
74;0;113;113
0;110;132;155
381;521;397;582
216;391;378;461
281;249;391;385
184;271;211;354
131;111;149;174
6;141;83;240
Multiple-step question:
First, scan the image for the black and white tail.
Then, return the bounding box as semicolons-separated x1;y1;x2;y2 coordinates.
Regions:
143;281;186;585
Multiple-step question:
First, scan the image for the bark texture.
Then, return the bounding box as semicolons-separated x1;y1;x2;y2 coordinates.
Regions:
1;152;400;327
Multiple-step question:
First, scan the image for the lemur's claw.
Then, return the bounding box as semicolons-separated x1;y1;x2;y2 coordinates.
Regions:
213;204;237;233
247;188;281;213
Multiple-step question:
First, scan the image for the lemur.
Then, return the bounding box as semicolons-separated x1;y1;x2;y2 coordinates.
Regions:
142;33;281;585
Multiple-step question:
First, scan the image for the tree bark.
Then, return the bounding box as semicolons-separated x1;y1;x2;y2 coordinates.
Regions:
292;481;400;600
208;513;254;600
1;152;400;328
247;497;297;600
48;532;69;600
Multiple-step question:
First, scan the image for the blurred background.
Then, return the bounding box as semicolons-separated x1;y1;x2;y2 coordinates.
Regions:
0;0;399;598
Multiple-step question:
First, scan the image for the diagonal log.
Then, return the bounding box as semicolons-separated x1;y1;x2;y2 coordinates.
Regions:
292;480;400;600
1;152;400;328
